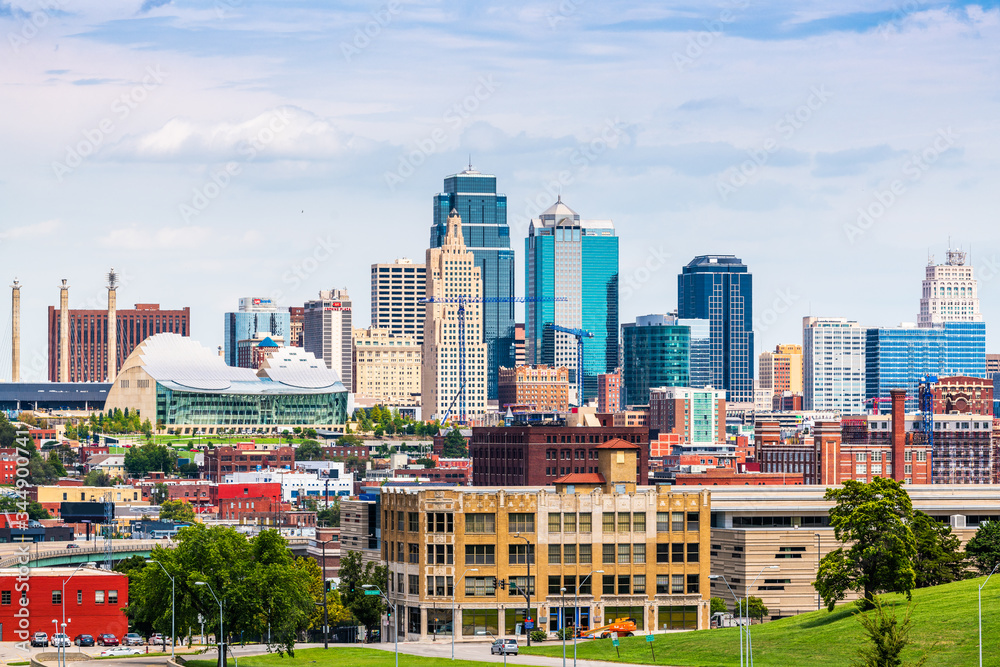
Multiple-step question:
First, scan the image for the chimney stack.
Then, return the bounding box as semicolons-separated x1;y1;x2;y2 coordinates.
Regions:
59;279;70;382
890;389;906;481
10;279;20;383
107;268;118;382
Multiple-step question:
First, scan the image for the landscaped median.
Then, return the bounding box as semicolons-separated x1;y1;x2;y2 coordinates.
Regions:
520;577;997;666
183;648;493;667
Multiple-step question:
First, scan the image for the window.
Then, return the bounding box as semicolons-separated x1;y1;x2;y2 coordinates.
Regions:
603;543;615;564
549;544;561;564
77;590;82;604
564;513;576;533
633;513;646;532
397;511;403;531
686;575;699;594
408;512;419;532
656;512;670;532
409;575;419;595
466;513;495;534
603;575;615;595
673;543;684;563
579;514;592;533
579;544;592;564
509;513;535;534
603;512;615;532
687;543;699;563
466;544;495;565
564;544;576;564
52;590;61;605
409;543;419;564
656;575;670;594
397;542;404;562
0;591;9;605
904;451;913;462
618;574;630;595
657;544;669;563
916;451;927;462
618;513;631;533
509;544;535;565
672;512;685;531
427;512;454;533
465;577;496;597
95;590;105;604
618;543;631;564
548;513;561;533
427;544;453;565
672;574;684;594
633;575;646;595
396;573;404;593
856;452;867;462
548;575;562;595
905;464;912;474
634;543;646;564
509;576;534;595
687;512;699;530
856;464;867;475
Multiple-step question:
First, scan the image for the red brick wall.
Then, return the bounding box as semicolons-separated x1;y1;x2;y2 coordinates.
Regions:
0;571;129;642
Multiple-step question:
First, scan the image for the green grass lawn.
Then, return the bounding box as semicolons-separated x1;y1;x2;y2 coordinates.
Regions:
522;576;999;666
183;648;493;667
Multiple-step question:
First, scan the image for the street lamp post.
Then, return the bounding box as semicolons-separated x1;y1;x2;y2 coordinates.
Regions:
513;534;532;647
746;566;779;667
979;563;1000;667
317;539;337;649
574;570;603;667
51;620;59;667
146;559;176;661
709;575;744;667
195;582;224;667
362;585;397;667
560;587;567;667
814;533;822;611
452;568;479;660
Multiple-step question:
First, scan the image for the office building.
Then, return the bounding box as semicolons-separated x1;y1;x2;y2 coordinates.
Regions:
422;210;488;421
431;168;514;399
986;354;1000;375
288;306;304;347
304;289;353;390
525;197;619;402
371;258;427;344
803;317;865;414
514;323;526;366
758;344;803;399
498;365;570;412
683;318;712;389
932;376;994;415
918;247;981;326
621;314;690;407
677;256;753;403
382;441;711;642
236;333;284;369
352;327;421;406
865;322;986;408
104;333;348;434
47;303;190;382
648;387;727;447
341;496;382;564
597;372;621;414
223;298;291;367
203;446;295;482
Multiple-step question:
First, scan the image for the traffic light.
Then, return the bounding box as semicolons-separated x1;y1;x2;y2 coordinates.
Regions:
499;578;506;590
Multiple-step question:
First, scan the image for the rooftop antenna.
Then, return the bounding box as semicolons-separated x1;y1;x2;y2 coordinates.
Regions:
468;154;472;171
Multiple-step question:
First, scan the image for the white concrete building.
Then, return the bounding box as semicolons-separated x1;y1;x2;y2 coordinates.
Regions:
918;247;982;327
371;258;426;344
802;317;865;414
223;468;353;502
304;288;353;390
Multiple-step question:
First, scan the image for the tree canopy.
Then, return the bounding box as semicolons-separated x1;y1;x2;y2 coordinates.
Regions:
296;440;326;461
911;510;966;588
338;550;388;640
159;499;196;523
814;478;917;610
442;429;468;458
965;520;1000;575
124;443;178;477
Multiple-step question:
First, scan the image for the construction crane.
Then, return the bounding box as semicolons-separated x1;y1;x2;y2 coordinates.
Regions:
546;324;594;406
918;375;937;481
420;295;566;424
865;397;891;415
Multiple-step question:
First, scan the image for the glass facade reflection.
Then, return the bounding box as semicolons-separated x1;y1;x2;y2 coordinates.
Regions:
156;384;348;426
224;311;291;367
621;316;690;407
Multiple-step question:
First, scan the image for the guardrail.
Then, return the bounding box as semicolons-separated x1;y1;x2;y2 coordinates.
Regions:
0;540;173;568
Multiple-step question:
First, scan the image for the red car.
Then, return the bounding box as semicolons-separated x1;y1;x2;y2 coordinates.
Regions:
96;634;119;646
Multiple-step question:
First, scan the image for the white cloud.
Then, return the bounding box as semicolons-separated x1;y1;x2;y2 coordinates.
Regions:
0;220;60;240
99;225;212;249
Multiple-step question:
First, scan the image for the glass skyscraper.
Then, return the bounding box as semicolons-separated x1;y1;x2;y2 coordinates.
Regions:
677;255;754;403
525;198;619;403
866;321;986;409
223;297;291;367
621;314;690;408
430;168;513;399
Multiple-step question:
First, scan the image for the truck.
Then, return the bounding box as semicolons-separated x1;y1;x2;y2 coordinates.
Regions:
577;617;638;639
711;612;750;628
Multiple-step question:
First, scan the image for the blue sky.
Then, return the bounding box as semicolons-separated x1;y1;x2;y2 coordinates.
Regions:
1;0;999;380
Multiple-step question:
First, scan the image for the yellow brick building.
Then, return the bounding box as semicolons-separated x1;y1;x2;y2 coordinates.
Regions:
381;440;710;642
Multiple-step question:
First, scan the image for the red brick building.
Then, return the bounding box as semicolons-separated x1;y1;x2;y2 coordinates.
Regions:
134;480;213;506
323;444;370;459
28;429;57;447
469;425;648;487
497;365;570;412
648;387;726;444
0;567;128;642
213;482;283;505
597;372;621;413
203;446;294;482
932;376;993;415
674;467;804;485
392;458;471;485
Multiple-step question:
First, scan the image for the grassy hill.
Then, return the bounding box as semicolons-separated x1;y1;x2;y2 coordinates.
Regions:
522;576;999;666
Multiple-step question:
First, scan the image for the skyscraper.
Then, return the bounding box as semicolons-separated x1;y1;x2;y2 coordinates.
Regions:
431;167;513;400
620;314;690;407
803;317;865;414
422;210;487;421
758;344;804;397
303;289;353;390
919;247;982;326
223;297;291;367
525;197;619;402
371;258;426;344
677;255;754;403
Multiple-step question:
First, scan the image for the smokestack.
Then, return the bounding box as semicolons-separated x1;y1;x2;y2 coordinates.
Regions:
10;279;20;383
890;388;906;481
107;268;118;382
59;279;70;383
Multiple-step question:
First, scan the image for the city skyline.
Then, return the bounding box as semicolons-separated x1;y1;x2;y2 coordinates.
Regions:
2;2;1000;380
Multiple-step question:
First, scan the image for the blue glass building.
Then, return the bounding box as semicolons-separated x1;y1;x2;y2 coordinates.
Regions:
430;168;513;399
621;315;690;407
677;256;754;403
525;198;619;402
223;298;291;367
865;322;986;409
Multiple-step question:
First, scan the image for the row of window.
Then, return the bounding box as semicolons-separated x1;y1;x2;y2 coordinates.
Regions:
390;511;701;536
1;590;118;605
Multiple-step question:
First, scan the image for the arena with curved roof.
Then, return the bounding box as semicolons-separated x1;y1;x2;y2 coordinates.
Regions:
104;333;348;433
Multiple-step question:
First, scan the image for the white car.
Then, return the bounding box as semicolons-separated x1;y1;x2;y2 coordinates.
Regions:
100;647;142;657
51;634;71;648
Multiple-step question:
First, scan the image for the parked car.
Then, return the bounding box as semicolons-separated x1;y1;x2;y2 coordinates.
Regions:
30;632;48;648
73;634;95;647
149;633;172;645
66;543;80;549
100;647;142;657
490;638;518;656
123;633;144;646
96;633;119;646
52;634;71;648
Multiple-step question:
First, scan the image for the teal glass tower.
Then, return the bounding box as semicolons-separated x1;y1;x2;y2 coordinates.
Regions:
431;167;513;399
525;198;619;403
621;315;691;408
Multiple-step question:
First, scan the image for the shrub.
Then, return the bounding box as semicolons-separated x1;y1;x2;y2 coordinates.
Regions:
529;630;548;643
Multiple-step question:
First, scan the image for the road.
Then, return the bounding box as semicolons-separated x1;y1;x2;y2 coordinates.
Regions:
368;639;680;667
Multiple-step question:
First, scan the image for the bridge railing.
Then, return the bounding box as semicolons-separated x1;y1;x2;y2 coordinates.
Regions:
0;540;174;568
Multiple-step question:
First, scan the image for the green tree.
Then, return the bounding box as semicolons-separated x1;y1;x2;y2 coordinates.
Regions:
965;520;1000;575
179;462;200;477
0;495;50;521
851;600;927;667
911;510;966;588
338;434;365;447
736;596;769;623
416;458;435;469
159;499;196;523
442;429;467;458
46;451;67;477
84;470;114;487
710;597;728;615
338;550;388;640
149;482;170;505
124;443;178;477
296;440;325;461
814;478;917;611
317;499;340;527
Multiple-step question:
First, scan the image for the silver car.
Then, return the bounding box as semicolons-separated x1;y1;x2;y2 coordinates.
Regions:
490;638;518;655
